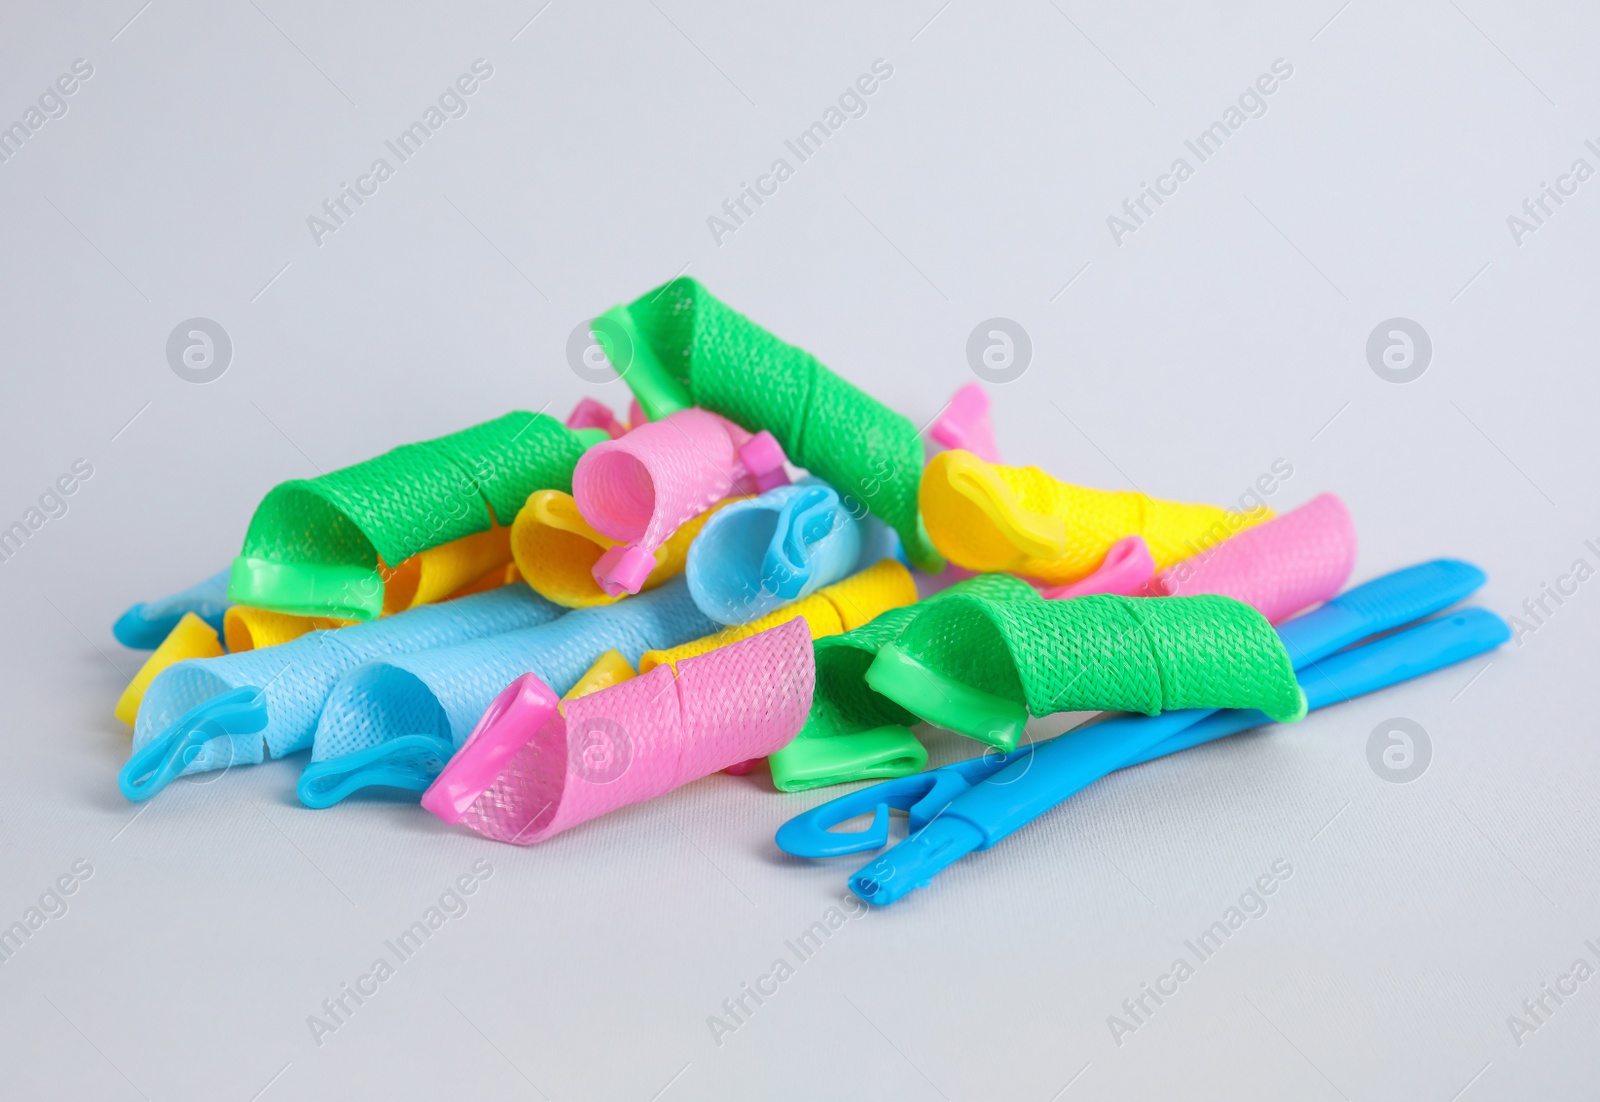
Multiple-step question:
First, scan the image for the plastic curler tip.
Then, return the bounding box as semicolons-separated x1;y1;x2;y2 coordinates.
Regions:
421;673;560;825
592;545;659;597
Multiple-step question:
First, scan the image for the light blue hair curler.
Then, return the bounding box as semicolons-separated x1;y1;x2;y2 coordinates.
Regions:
685;478;897;626
296;576;718;808
119;586;563;802
113;567;234;649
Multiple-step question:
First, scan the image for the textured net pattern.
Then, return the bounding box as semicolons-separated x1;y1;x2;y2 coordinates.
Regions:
239;411;587;576
639;559;917;673
310;578;717;761
686;479;873;626
1151;493;1356;624
804;573;1037;738
892;593;1306;723
132;586;564;774
512;490;726;609
454;617;814;845
920;450;1271;583
619;278;940;571
572;408;753;558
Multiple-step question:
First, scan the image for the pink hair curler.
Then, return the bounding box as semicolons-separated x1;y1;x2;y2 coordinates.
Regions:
574;408;790;598
1036;535;1156;599
565;397;629;440
424;617;814;843
1146;493;1357;623
928;383;999;464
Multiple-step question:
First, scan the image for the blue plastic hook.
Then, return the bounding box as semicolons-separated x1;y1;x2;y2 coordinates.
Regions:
296;733;456;809
117;687;268;802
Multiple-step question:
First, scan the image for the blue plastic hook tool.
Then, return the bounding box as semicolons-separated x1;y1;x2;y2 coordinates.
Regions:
777;560;1504;904
117;686;267;802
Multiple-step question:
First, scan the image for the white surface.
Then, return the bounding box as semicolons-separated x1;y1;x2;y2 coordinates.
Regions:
2;1;1597;1099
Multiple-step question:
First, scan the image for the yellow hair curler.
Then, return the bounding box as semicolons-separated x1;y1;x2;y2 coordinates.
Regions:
511;490;731;609
381;525;514;615
223;606;351;653
114;612;225;727
563;649;637;700
920;450;1271;584
639;558;917;674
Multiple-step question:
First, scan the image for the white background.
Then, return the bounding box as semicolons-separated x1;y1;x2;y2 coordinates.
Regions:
1;1;1596;1098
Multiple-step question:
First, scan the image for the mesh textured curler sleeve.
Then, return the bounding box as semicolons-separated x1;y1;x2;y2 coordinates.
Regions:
131;586;565;774
602;278;943;572
309;577;717;766
884;593;1306;733
230;411;593;620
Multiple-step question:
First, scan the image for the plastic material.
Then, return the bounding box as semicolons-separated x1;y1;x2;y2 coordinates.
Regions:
512;489;728;609
867;593;1306;751
230;411;596;621
1145;493;1357;623
844;607;1509;904
112;568;233;650
595;278;943;572
639;559;917;674
928;383;999;463
686;478;895;626
426;617;815;844
379;525;515;616
119;687;268;802
565;397;629;440
920;449;1270;584
768;573;1038;791
223;605;350;653
122;585;565;801
573;408;788;598
565;649;637;700
114;612;225;727
420;673;562;825
296;578;716;807
1036;535;1155;598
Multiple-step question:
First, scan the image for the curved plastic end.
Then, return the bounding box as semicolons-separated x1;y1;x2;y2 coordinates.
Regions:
227;556;384;621
592;544;658;597
865;643;1028;752
565;397;628;439
929;383;999;463
739;431;790;492
298;734;455;809
596;305;692;422
938;452;1066;562
1282;687;1309;724
117;687;267;802
776;803;891;858
572;426;611;450
564;649;636;701
769;727;929;792
1041;535;1156;599
422;673;560;825
112;606;176;650
849;817;984;906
